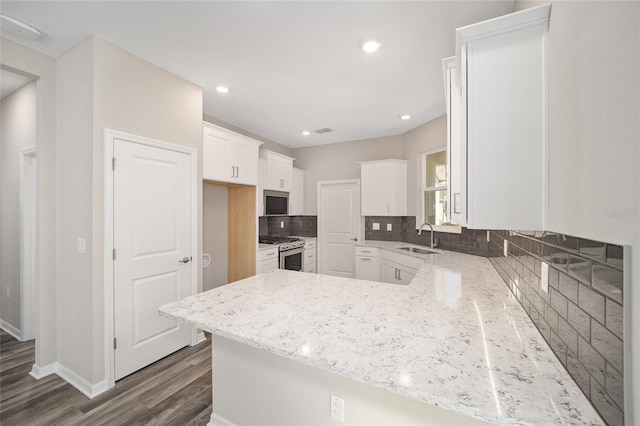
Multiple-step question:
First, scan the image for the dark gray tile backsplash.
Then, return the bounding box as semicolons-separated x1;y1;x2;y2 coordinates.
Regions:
259;216;317;237
489;231;624;426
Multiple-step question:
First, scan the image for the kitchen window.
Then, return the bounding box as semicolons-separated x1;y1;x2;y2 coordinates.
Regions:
418;148;461;234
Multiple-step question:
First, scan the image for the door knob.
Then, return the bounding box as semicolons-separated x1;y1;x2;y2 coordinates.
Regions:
350;237;358;241
179;256;192;263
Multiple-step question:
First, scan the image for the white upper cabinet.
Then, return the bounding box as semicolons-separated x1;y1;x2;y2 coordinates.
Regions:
290;167;304;215
442;57;466;226
455;5;550;230
360;160;407;216
260;150;294;192
203;122;262;185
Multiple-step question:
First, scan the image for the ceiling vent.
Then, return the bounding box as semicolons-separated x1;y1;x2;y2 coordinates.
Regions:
313;128;333;134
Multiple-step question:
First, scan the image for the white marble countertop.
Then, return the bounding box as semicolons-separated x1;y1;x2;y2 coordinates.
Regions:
160;241;602;426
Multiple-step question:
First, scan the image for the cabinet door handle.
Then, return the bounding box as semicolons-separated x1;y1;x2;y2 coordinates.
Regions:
231;165;235;177
394;268;398;280
236;166;239;178
361;258;371;261
398;269;402;281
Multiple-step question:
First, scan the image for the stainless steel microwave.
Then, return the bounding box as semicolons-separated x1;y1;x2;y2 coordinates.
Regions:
264;190;289;216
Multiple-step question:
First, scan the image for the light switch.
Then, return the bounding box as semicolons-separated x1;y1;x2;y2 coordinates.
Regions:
280;221;284;228
372;223;380;231
387;223;392;231
503;240;508;257
77;238;86;254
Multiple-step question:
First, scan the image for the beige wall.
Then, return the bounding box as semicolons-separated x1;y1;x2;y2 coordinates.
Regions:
56;37;95;382
0;80;37;334
515;1;640;422
293;135;403;215
203;184;229;290
0;38;58;370
291;117;447;218
402;115;447;217
55;36;204;385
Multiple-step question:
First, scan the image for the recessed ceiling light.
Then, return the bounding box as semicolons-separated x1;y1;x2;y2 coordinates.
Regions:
360;39;381;53
400;114;412;120
215;86;229;94
301;131;310;136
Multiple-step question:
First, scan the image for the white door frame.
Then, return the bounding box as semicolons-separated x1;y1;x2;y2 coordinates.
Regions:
20;148;37;341
103;128;198;390
316;179;361;274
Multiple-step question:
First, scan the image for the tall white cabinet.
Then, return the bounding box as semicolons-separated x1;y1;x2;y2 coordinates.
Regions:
442;57;465;226
450;5;550;230
359;160;407;216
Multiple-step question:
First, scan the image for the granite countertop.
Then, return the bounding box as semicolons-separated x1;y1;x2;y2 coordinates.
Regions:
160;241;602;426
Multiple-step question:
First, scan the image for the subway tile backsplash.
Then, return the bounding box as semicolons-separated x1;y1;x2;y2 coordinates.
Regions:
489;231;624;426
259;216;317;237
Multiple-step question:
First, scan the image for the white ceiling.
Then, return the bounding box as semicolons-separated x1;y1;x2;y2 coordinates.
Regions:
0;1;515;148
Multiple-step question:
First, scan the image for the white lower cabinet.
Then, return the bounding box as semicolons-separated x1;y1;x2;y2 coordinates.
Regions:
257;246;278;274
355;246;379;281
303;239;317;273
378;249;422;285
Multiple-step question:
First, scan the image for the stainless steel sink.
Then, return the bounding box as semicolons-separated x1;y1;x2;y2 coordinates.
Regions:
397;247;438;255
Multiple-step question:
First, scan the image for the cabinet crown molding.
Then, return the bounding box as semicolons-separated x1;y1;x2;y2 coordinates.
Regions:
455;4;551;87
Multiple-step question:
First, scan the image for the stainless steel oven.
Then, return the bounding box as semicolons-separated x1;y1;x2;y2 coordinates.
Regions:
279;246;304;271
258;235;305;272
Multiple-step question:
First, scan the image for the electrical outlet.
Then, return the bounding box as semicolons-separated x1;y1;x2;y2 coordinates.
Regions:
330;394;344;422
372;222;380;230
541;262;549;293
486;230;490;242
503;240;508;257
280;221;284;228
386;223;392;231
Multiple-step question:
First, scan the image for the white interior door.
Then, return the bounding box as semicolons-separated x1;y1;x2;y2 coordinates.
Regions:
113;138;192;380
319;180;360;277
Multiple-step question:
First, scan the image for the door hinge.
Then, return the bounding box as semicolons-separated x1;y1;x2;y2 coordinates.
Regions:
112;157;116;170
114;338;117;350
113;248;116;260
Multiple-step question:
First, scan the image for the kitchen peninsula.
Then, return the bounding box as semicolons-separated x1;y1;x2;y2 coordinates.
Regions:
159;244;603;425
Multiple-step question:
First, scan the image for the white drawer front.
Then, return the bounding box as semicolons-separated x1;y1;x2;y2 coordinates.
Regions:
355;246;378;257
258;247;278;262
303;239;317;250
304;249;316;265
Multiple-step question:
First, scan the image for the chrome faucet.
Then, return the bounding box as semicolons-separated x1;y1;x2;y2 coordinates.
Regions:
418;223;436;248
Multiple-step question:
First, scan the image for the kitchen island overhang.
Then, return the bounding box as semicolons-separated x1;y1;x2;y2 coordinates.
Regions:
160;245;603;426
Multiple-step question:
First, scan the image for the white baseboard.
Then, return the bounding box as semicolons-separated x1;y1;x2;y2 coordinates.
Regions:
1;319;22;340
35;362;110;399
208;413;236;426
57;362;109;398
193;330;206;345
30;362;57;379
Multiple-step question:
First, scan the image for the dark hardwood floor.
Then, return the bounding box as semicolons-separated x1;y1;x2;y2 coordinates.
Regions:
0;330;212;425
